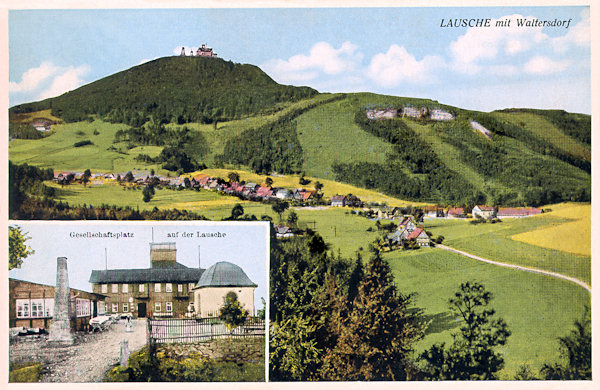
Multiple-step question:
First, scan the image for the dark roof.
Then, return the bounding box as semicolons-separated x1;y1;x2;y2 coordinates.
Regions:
89;262;204;284
197;261;257;288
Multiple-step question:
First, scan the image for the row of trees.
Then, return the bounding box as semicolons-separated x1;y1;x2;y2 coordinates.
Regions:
270;229;591;381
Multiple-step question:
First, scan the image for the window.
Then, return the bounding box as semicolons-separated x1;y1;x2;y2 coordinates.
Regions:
76;298;91;317
112;303;118;313
139;284;145;292
189;283;195;290
155;283;161;293
97;302;106;315
155;302;161;312
123;303;128;313
16;299;30;318
122;284;128;293
101;284;108;293
30;299;44;317
166;302;172;313
166;283;172;293
112;284;118;293
177;284;183;293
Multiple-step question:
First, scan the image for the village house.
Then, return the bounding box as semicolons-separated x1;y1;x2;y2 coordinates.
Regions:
31;120;51;132
472;205;495;219
406;227;431;246
9;278;106;331
330;195;346;207
496;207;542;218
275;224;295;238
397;217;418;239
447;207;466;218
89;242;256;318
423;205;446;218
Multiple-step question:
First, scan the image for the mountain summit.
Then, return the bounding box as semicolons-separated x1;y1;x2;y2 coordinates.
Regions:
10;56;318;125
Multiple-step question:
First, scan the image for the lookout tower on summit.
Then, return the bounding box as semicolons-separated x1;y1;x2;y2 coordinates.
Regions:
179;44;217;58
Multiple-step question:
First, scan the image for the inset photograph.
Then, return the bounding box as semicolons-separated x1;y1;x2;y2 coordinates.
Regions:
8;221;268;382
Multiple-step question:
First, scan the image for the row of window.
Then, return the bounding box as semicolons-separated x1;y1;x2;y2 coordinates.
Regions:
16;298;93;319
109;302;173;313
101;283;194;294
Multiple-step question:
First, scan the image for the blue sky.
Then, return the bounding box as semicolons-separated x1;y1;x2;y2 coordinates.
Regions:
8;222;269;311
9;7;590;113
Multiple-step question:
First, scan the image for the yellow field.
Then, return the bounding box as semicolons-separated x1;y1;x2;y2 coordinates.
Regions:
167;198;244;210
10;109;63;123
193;168;431;207
511;203;590;256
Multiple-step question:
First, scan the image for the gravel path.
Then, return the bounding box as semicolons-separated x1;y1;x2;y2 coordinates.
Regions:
10;319;147;382
438;244;591;293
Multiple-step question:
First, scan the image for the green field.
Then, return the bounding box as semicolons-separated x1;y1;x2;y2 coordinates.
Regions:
295;97;395;179
422;217;591;285
386;247;590;379
492;111;591;162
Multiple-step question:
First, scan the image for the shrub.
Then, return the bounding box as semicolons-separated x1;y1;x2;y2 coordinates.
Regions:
9;362;43;382
73;139;93;147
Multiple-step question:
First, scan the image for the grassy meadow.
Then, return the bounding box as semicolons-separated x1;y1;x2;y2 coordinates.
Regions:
386;247;590;379
422;208;591;285
492;111;591;162
511;203;591;257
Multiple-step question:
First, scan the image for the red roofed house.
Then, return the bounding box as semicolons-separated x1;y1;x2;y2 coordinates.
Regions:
472;205;495;219
406;228;430;246
398;217;418;239
447;208;465;218
331;195;345;207
496;207;542;218
256;186;273;198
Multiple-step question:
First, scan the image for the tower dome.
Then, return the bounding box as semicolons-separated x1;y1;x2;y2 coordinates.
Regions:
197;261;256;288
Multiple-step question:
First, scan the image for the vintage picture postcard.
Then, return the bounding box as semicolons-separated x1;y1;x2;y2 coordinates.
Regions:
8;221;268;382
4;1;596;387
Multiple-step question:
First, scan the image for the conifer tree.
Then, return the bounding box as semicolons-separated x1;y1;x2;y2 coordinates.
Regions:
320;251;424;381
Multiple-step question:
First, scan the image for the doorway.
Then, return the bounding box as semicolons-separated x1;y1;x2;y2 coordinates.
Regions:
137;302;147;318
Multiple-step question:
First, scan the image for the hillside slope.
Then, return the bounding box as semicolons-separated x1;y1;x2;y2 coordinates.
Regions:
9;56;318;124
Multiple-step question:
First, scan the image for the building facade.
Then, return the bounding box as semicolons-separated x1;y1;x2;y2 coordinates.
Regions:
194;261;257;317
89;242;257;318
89;243;203;318
9;278;105;331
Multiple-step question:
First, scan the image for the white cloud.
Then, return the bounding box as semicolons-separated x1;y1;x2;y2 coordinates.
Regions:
523;56;570;75
9;62;60;93
551;8;590;53
367;45;445;86
450;14;549;74
36;65;91;100
261;41;361;83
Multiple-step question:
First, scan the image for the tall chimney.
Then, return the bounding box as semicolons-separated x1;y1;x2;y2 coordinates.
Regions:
48;257;74;344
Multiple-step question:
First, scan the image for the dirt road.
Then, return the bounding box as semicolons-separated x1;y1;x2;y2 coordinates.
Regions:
10;319;147;382
437;244;591;293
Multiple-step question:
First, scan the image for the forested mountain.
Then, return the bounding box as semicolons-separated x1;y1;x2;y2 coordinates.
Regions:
9;56;318;125
8;57;591;207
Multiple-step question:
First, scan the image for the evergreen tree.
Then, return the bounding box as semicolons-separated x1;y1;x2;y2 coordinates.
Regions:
420;281;511;380
320;251;424;381
142;185;155;203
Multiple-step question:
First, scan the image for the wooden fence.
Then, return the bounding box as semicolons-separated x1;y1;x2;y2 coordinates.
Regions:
147;317;265;348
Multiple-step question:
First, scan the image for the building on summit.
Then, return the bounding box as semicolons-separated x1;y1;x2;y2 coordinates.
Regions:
179;44;218;58
89;242;255;318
